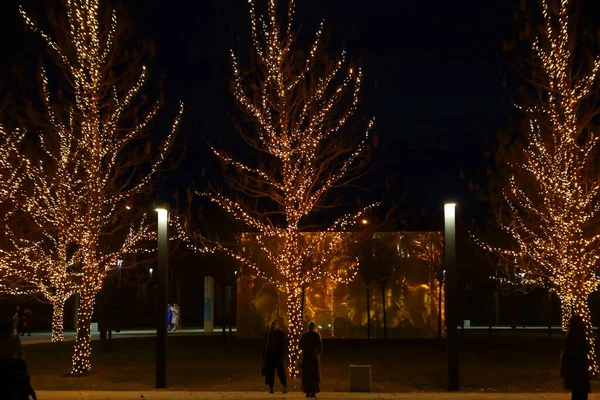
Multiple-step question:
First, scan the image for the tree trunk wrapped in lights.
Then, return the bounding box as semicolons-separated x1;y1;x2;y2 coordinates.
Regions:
189;0;375;377
16;0;182;375
51;294;69;342
72;287;96;375
0;230;80;343
482;0;600;374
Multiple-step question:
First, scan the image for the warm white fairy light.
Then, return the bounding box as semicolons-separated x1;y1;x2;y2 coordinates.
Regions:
17;0;182;376
481;0;600;374
187;0;374;377
0;233;82;342
0;124;78;342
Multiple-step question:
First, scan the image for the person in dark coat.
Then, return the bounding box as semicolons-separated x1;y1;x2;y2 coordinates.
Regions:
299;321;322;398
262;320;287;394
23;310;32;337
0;320;37;399
16;306;24;336
561;315;590;400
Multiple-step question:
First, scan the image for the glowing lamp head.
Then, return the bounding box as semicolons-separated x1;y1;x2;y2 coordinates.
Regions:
155;207;168;221
444;202;456;212
361;219;368;225
444;202;457;220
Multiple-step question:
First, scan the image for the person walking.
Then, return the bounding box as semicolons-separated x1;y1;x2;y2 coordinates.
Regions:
561;315;590;400
171;304;179;332
261;320;287;394
12;313;19;336
299;321;322;398
23;310;32;337
167;304;173;332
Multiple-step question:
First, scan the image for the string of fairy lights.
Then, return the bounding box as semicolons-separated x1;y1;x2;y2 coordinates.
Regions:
0;233;83;342
0;0;183;376
183;0;374;377
476;0;600;374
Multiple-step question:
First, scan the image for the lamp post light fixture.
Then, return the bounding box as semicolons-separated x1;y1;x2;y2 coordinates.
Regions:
444;202;459;391
155;207;169;389
361;218;369;225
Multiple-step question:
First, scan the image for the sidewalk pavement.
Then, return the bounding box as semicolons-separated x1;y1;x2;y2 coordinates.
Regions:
20;328;231;345
34;392;577;400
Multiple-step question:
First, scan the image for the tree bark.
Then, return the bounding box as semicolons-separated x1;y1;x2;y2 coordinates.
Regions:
511;286;517;334
73;292;79;330
488;289;494;337
286;286;303;378
380;285;387;340
300;286;305;324
71;289;96;376
438;280;443;339
495;288;500;325
547;290;553;337
51;296;67;342
366;285;371;339
558;293;573;332
222;285;227;346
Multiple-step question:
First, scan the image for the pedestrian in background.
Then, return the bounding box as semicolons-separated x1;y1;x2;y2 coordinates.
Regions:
561;315;590;400
167;304;173;332
12;313;19;336
23;310;32;337
299;321;322;398
172;304;181;331
261;320;287;394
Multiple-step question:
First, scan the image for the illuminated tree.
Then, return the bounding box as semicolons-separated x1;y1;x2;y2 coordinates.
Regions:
0;127;23;205
0;225;79;342
17;0;182;375
489;0;600;373
0;125;22;267
194;0;374;376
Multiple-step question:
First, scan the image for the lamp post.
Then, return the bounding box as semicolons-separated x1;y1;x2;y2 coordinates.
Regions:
444;202;459;391
155;207;169;389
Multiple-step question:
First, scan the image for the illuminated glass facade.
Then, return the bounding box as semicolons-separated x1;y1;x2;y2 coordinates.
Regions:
236;232;444;338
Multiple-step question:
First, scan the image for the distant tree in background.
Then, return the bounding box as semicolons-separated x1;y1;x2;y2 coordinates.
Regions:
483;0;600;373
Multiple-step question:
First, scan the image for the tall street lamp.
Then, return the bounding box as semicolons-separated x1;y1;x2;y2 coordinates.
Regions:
155;207;169;389
444;202;459;391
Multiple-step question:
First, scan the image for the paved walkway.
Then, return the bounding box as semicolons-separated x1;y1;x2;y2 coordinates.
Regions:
33;392;580;400
20;328;234;345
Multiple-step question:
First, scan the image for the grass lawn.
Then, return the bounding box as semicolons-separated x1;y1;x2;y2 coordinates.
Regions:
23;332;599;392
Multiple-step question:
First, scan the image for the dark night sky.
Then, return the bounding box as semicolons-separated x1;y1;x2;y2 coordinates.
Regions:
0;0;516;229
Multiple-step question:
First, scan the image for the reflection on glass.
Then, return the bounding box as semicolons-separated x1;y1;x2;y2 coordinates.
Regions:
237;232;444;338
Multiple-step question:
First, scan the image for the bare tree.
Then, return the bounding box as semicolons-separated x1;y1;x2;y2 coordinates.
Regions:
488;0;600;373
191;0;375;376
14;0;182;375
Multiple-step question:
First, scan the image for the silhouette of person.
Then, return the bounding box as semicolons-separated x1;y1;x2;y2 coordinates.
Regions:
262;320;287;394
561;315;590;400
299;321;322;398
